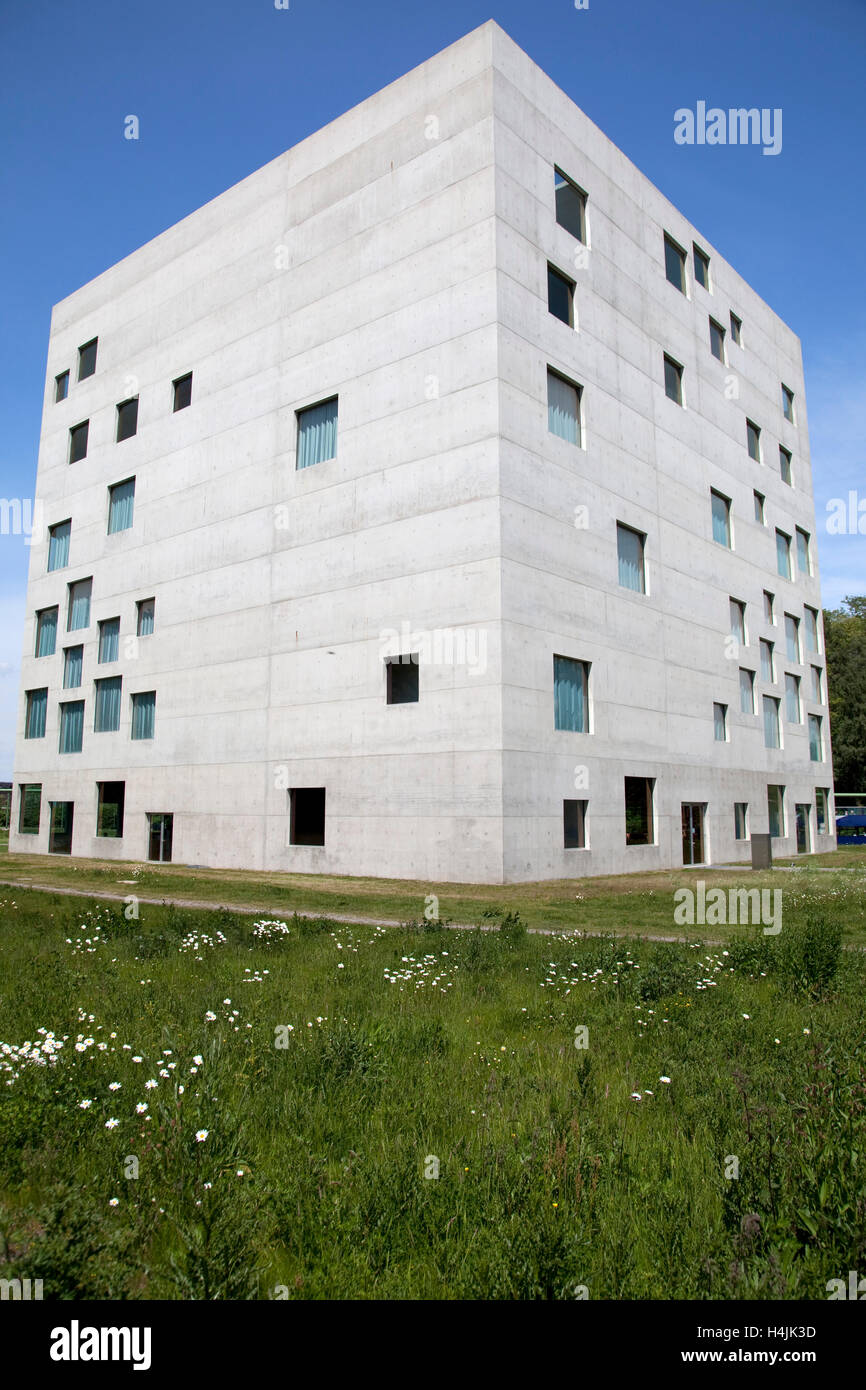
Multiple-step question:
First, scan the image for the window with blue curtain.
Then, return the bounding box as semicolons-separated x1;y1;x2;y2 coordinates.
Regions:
297;398;338;469
809;715;823;762
68;579;92;631
48;520;71;571
785;674;800;723
108;478;135;534
785;615;800;662
137;598;155;636
35;607;57;657
98;618;120;663
59;700;84;754
776;530;791;579
95;677;122;733
25;688;47;739
804;607;819;653
63;645;83;689
711;491;731;547
131;690;156;740
617;523;645;592
554;656;589;732
763;696;780;749
547;370;580;445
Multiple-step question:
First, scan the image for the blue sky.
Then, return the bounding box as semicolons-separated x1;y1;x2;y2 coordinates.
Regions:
1;0;864;778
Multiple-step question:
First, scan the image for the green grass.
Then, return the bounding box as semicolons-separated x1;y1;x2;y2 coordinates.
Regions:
0;885;863;1299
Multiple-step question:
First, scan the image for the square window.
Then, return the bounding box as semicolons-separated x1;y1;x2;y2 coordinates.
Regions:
746;419;761;462
59;700;85;754
173;373;193;411
289;787;326;846
782;384;795;423
554;655;590;732
95;676;122;733
63;645;83;690
804;606;820;655
760;639;774;683
131;691;156;740
116;397;139;442
730;313;742;345
709;317;726;362
563;799;587;849
779;446;793;486
664;234;686;293
776;529;792;580
713;702;728;741
18;783;42;835
547;264;575;326
753;491;765;524
711;490;731;548
48;519;71;572
98;617;120;663
137;598;155;636
55;370;69;402
739;668;755;715
386;655;419;704
785;614;801;663
768;785;785;838
78;338;98;381
35;606;58;657
297;397;338;470
69;420;89;464
67;578;92;632
734;803;749;840
785;673;801;723
97;781;125;837
763;590;775;624
664;354;683;404
624;777;654;846
808;714;823;762
616;523;646;593
108;478;135;534
693;245;710;289
796;527;811;575
25;688;48;739
730;598;746;646
554;167;587;242
547;369;582;445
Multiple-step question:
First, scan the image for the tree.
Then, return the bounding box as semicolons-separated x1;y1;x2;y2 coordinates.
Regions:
823;597;866;792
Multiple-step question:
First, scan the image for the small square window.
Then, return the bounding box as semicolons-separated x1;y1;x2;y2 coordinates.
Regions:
617;523;646;593
554;167;587;242
78;338;98;381
97;781;125;837
297;397;338;470
709;318;726;362
69;420;89;464
753;491;765;524
711;490;731;548
116;397;139;442
624;777;655;846
693;245;710;290
547;264;575;326
55;370;69;402
386;655;419;704
664;354;683;405
173;373;193;411
746;419;761;462
547;369;582;446
730;313;742;345
781;384;795;423
137;598;155;636
289;788;326;846
18;783;42;835
763;590;775;624
664;235;686;293
739;668;755;715
563;799;587;849
713;702;728;742
734;802;749;840
779;446;793;486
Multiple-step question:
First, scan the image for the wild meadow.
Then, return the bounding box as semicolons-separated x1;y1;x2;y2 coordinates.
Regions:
0;882;864;1300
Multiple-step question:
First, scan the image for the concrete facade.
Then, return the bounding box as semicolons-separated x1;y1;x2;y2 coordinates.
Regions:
10;22;835;882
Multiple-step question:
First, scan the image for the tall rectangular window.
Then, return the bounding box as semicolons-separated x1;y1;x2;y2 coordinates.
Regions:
764;590;775;624
59;700;85;754
734;802;749;840
776;529;792;579
760;639;774;683
67;578;92;632
664;234;686;292
97;781;125;837
779;446;792;485
808;714;823;762
663;354;683;404
781;384;795;423
98;617;120;663
730;598;746;646
711;490;731;547
709;317;726;362
563;799;587;849
25;688;47;739
137;598;155;636
785;614;801;663
35;606;58;657
547;264;575;326
173;372;193;411
131;691;156;740
48;800;74;854
48;520;71;571
617;523;646;593
289;788;326;846
804;606;820;654
69;420;89;464
297;397;338;469
624;777;654;846
385;655;419;704
108;478;135;533
739;668;755;715
95;677;122;733
816;788;830;834
811;665;824;703
795;528;811;575
693;244;710;289
554;656;589;733
768;785;785;838
55;370;69;402
63;645;83;689
753;491;765;524
116;398;138;442
730;312;742;345
554;167;586;242
18;784;41;835
78;338;98;380
713;702;728;741
746;419;761;462
547;369;581;445
784;673;801;723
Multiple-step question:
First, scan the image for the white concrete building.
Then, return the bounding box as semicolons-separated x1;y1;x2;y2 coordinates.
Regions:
10;21;835;882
